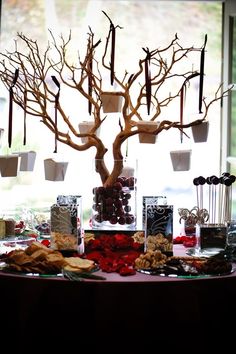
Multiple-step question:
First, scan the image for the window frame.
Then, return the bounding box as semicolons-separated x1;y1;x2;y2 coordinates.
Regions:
221;0;236;171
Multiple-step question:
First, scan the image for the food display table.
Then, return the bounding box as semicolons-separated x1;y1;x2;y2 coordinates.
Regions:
0;244;235;353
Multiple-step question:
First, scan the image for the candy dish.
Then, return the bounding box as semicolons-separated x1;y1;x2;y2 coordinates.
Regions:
136;254;234;278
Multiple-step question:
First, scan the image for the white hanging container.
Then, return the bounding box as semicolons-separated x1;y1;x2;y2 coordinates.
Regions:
191;121;209;143
137;121;159;144
13;151;36;171
44;158;68;181
0;154;20;177
101;93;124;113
170;149;192;171
78;121;100;143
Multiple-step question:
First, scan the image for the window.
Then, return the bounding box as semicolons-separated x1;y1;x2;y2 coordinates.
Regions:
222;0;236;220
0;0;223;233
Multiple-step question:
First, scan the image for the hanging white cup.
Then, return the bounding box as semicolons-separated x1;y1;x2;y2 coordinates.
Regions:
0;154;20;177
44;158;68;181
191;121;209;143
101;93;123;113
78;121;100;143
13;151;36;171
170;149;192;171
137;121;159;144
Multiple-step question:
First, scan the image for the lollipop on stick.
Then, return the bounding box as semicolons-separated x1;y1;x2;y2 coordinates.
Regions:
208;175;219;224
218;175;224;224
198;176;206;210
222;174;236;223
206;176;212;224
193;177;200;209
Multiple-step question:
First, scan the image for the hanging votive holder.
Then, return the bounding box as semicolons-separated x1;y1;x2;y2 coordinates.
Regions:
170;149;192;171
191;121;209;143
137;121;159;144
101;93;124;113
44;158;68;181
0;154;20;177
78;121;100;143
13;151;36;171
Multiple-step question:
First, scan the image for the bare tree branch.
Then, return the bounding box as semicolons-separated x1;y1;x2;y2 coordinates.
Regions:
0;12;232;188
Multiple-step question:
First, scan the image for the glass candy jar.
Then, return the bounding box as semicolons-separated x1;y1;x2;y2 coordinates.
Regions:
91;159;137;230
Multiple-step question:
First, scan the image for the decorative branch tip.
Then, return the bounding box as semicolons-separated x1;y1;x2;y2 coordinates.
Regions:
203;34;207;49
93;39;102;49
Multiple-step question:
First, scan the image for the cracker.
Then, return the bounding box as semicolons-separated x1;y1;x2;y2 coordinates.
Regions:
64;257;95;271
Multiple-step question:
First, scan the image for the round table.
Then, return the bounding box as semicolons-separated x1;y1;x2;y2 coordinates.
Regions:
0;244;234;353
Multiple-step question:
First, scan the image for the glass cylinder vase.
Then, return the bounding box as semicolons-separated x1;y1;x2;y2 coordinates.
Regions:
90;158;137;230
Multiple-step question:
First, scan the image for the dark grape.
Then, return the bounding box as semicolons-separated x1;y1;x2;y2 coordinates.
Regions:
113;181;123;191
114;199;122;208
124;205;131;212
126;215;134;224
118;216;126;225
105;197;113;206
105;205;114;214
122;199;129;206
116;208;125;217
109;215;118;224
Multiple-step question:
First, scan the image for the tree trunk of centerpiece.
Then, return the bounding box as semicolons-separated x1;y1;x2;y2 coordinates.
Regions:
91;158;137;230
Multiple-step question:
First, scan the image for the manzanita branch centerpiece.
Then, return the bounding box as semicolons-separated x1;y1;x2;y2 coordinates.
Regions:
0;12;232;228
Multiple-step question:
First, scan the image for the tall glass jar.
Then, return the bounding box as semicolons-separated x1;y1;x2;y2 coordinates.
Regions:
90;158;137;230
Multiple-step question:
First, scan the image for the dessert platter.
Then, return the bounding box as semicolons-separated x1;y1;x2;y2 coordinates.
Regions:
0;240;105;280
134;249;235;278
